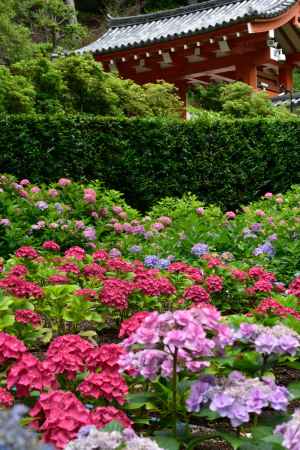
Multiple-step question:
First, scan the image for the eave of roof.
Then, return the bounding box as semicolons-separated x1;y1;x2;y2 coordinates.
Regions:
78;0;298;55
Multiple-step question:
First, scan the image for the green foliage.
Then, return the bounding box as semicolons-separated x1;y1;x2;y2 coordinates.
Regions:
0;66;35;113
191;82;291;118
1;115;300;212
142;0;189;13
2;55;183;116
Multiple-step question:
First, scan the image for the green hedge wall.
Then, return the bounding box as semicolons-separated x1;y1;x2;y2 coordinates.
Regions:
1;114;300;210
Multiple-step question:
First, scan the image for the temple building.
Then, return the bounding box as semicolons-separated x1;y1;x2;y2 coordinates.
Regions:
78;0;300;107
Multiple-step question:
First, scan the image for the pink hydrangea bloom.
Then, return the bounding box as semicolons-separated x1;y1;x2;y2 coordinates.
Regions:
75;288;98;301
15;246;39;259
30;390;90;449
20;179;30;186
7;353;57;397
15;310;42;327
225;211;236;219
78;370;128;404
48;188;59;197
196;207;205;215
183;285;211;304
84;188;97;204
100;278;135;310
0;332;27;365
206;275;223;293
0;387;14;407
45;335;94;379
48;274;70;284
86;343;124;371
91;406;132;429
119;312;151;338
58;178;71;187
9;264;28;277
64;246;86;260
158;216;172;226
83;263;105;278
93;249;109;261
42;241;60;251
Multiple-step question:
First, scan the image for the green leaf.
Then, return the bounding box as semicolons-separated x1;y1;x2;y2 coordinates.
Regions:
101;421;123;432
154;436;180;450
218;432;245;450
288;381;300;400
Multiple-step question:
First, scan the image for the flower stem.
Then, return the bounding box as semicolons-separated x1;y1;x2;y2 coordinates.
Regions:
172;348;178;437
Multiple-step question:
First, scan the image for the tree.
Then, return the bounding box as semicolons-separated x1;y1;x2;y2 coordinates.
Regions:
0;66;35;113
0;0;35;64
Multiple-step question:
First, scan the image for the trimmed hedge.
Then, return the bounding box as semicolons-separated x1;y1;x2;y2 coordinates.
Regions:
1;114;300;210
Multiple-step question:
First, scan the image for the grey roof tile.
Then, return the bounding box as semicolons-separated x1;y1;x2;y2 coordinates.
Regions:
78;0;297;54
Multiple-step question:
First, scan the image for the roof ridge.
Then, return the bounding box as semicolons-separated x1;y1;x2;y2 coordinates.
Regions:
108;0;246;28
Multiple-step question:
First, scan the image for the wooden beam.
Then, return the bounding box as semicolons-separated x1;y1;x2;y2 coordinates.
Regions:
248;3;300;34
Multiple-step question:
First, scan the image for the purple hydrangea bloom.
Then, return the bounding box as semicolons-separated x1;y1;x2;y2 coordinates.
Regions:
158;259;170;269
187;371;289;427
109;248;121;258
129;245;142;254
275;409;300;450
253;241;275;257
144;255;160;268
83;226;96;241
243;228;257;239
54;203;64;214
251;223;262;232
191;243;209;257
235;324;300;356
36;201;48;211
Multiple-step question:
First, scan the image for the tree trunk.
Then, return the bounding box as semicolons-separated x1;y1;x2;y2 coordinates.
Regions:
64;0;77;24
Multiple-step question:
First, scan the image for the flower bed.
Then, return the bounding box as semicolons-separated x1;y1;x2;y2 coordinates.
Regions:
1;175;300;449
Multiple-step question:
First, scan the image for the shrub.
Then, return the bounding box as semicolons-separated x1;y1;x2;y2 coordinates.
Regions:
1;115;300;210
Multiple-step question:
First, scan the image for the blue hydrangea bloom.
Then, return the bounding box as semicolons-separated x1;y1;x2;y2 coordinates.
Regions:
191;243;209;257
144;255;160;268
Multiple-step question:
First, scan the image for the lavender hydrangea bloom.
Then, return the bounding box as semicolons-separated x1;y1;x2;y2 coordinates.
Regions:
129;245;142;254
83;227;96;241
109;248;122;258
54;203;64;214
158;259;170;269
35;201;48;211
65;427;163;450
275;409;300;450
0;405;53;449
187;371;289;427
253;241;275;257
251;223;262;232
144;255;160;268
191;243;209;257
242;228;257;239
236;324;300;356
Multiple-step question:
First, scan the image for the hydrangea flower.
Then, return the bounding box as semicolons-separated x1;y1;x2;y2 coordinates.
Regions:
275;409;300;450
191;243;209;257
253;242;275;257
83;188;96;204
187;371;289;427
0;405;53;449
78;370;128;404
144;255;160;268
119;307;232;380
235;323;300;356
65;427;163;450
36;201;48;211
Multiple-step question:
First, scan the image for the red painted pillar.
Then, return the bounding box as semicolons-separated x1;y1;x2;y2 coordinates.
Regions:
237;64;257;89
279;65;293;91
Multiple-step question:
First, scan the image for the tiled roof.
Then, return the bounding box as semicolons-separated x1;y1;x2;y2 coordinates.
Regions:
78;0;297;54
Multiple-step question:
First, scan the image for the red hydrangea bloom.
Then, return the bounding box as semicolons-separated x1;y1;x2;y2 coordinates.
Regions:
100;278;135;310
183;285;211;304
202;254;223;268
0;276;44;299
15;246;39;259
248;266;266;278
45;335;94;379
83;263;105;278
57;263;80;275
254;298;300;320
15;310;42;326
231;269;248;281
135;275;176;297
91;406;132;429
42;241;60;251
107;258;133;273
86;344;124;371
168;262;203;282
0;332;27;365
0;387;14;408
75;288;98;301
7;353;57;397
206;275;223;293
119;312;150;338
9;264;28;277
48;274;70;284
287;277;300;298
64;246;86;260
93;249;109;261
78;370;128;404
30;390;90;449
253;279;273;292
